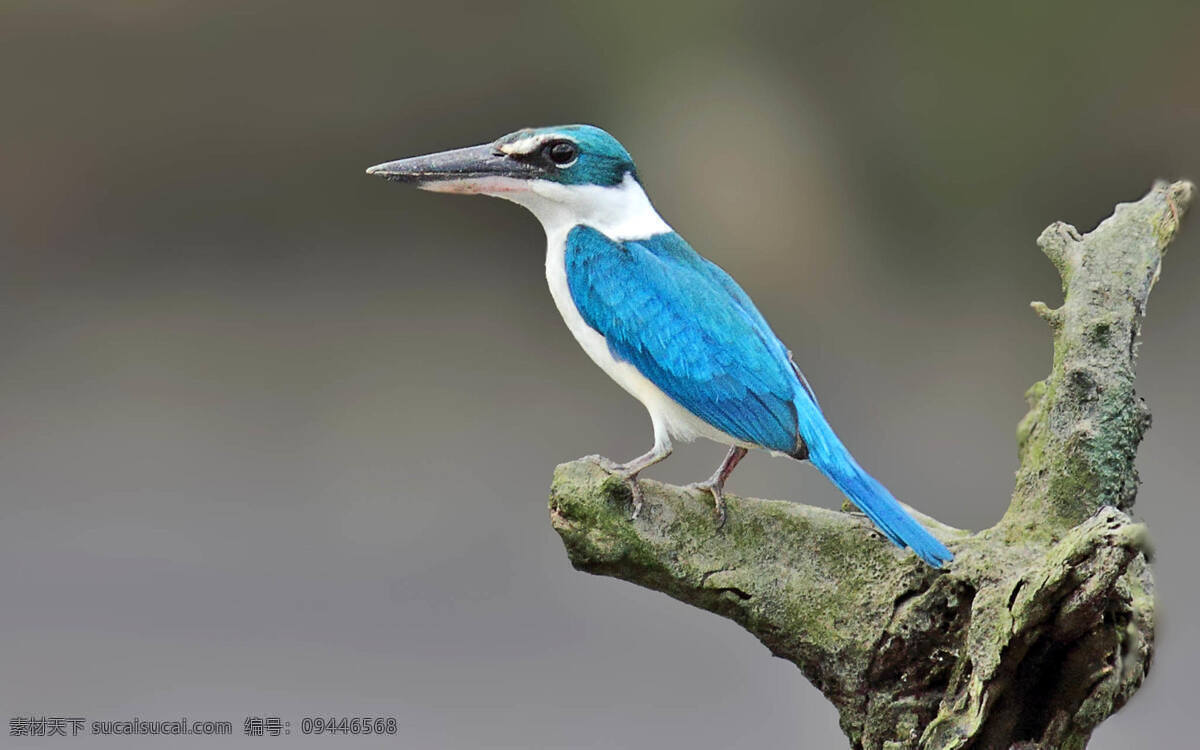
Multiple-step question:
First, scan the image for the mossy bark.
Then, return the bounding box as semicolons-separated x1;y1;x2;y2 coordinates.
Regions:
548;181;1193;749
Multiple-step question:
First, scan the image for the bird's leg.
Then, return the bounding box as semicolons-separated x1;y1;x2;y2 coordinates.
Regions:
688;446;748;527
585;441;672;519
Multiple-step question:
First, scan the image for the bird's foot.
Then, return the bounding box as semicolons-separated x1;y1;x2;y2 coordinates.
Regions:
583;455;644;519
686;480;728;528
626;476;645;519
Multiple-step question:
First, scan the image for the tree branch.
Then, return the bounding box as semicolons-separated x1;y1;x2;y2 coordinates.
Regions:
548;181;1192;749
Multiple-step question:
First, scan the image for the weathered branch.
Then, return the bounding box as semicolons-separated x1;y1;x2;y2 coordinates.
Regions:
548;181;1193;749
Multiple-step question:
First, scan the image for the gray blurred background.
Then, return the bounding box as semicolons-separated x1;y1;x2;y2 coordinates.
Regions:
1;2;1197;748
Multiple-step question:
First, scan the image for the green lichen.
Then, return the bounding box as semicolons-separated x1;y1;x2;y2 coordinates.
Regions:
1017;379;1048;460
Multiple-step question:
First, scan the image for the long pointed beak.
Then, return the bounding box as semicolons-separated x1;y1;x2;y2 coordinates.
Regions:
365;143;541;193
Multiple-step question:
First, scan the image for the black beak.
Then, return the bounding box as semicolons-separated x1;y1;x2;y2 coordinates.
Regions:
365;143;541;185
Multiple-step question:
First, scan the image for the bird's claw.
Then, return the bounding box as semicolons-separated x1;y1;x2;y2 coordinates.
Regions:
687;481;728;529
584;455;644;518
627;478;644;519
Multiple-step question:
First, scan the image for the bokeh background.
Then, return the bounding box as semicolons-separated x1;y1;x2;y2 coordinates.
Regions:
2;2;1198;748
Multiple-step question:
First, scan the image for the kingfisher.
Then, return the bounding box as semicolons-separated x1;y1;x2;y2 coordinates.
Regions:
366;124;953;568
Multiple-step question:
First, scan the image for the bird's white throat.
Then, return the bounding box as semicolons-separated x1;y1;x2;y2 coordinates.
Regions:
493;173;672;242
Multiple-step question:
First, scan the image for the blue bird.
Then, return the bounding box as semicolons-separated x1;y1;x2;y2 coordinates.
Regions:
367;125;953;567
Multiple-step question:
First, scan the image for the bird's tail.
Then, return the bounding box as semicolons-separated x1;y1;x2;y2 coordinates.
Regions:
802;418;953;568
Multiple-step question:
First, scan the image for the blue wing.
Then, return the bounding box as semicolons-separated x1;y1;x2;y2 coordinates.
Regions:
564;225;806;454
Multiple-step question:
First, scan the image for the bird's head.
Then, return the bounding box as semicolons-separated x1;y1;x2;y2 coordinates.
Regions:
367;125;665;236
367;124;636;193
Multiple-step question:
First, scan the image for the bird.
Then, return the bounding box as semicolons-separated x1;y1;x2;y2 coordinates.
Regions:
366;124;953;568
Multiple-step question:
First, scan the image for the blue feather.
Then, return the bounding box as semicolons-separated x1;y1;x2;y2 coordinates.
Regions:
565;225;953;567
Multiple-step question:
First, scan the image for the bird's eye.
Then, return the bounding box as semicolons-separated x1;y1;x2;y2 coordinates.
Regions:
545;141;578;167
